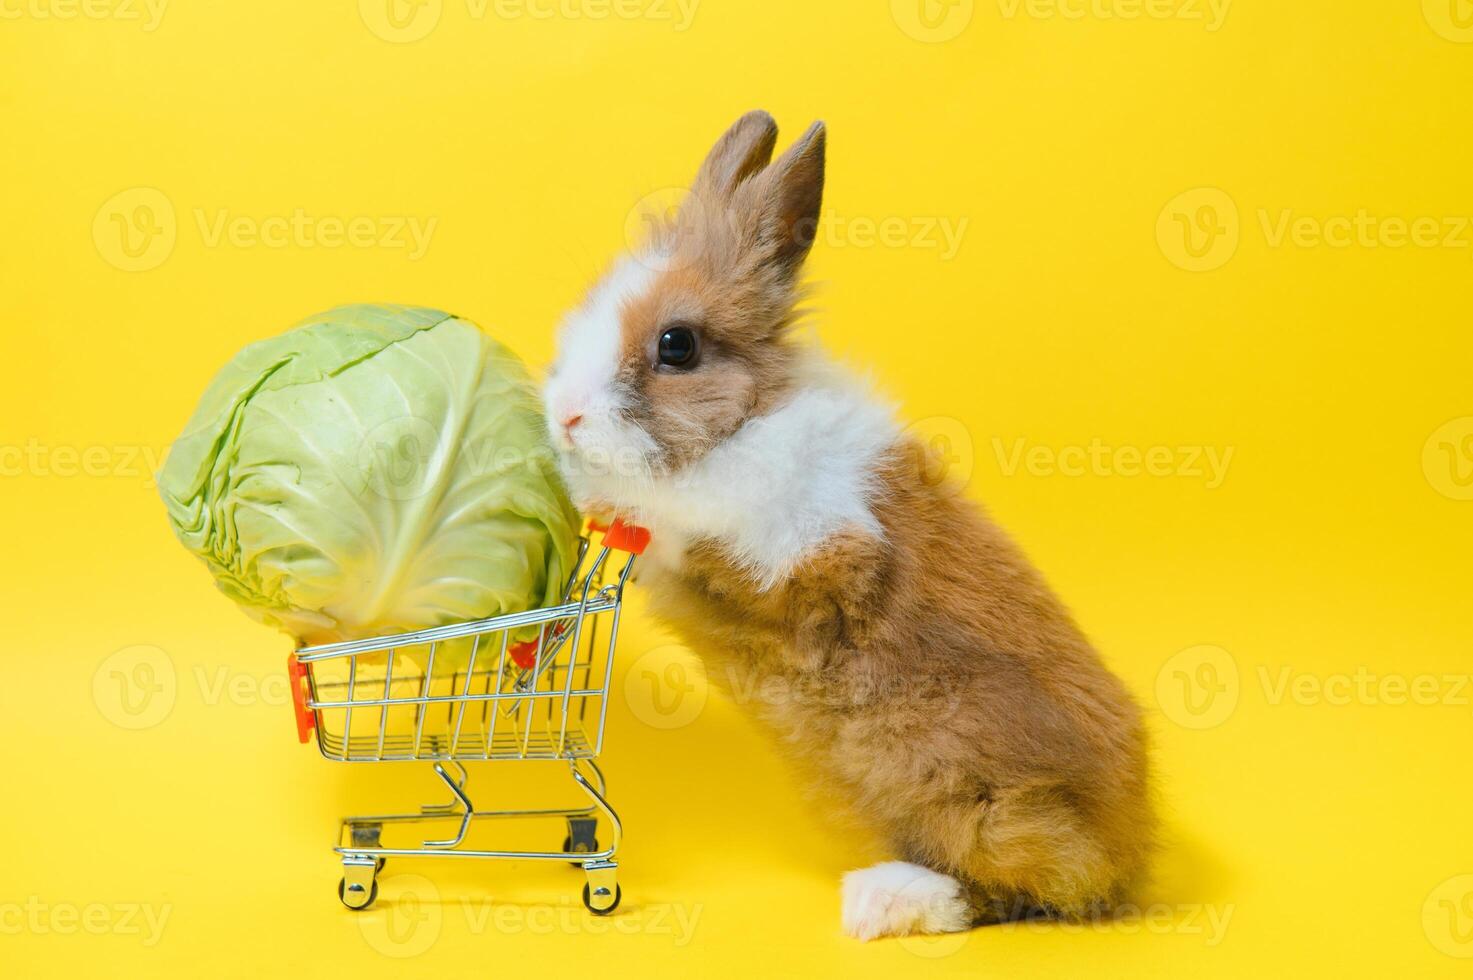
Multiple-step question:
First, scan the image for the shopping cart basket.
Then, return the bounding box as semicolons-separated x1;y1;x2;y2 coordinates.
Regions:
287;518;650;914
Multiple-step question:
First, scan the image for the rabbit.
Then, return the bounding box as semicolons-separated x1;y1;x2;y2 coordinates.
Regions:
542;110;1154;940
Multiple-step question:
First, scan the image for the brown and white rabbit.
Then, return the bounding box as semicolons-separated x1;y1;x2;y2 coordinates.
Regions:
542;111;1154;940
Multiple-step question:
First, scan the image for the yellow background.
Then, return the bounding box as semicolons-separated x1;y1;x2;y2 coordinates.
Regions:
3;0;1471;976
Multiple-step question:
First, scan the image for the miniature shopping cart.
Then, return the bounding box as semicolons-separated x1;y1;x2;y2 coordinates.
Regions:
287;519;650;915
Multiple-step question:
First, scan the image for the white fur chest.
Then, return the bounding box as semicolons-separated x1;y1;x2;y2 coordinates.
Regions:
626;368;900;590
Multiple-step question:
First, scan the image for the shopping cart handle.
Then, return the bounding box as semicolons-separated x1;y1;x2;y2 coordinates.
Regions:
287;653;317;744
602;518;650;555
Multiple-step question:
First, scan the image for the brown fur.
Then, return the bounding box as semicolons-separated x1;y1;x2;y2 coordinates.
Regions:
644;448;1154;919
606;112;818;471
579;112;1154;922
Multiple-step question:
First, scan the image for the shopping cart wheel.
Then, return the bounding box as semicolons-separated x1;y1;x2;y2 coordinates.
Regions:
338;875;380;911
339;855;380;911
562;835;601;867
582;860;619;915
563;817;599;866
582;882;622;916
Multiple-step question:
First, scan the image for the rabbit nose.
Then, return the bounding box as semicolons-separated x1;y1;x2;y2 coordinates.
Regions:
561;413;584;434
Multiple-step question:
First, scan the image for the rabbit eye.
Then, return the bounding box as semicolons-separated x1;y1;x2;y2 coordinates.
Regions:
657;324;700;369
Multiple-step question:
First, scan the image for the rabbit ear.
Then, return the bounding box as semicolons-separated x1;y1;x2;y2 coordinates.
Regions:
754;120;826;273
691;110;780;201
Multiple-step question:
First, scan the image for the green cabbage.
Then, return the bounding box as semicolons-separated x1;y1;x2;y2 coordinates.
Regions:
159;304;581;650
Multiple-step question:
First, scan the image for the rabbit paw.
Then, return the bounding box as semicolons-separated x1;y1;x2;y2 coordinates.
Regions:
841;861;973;941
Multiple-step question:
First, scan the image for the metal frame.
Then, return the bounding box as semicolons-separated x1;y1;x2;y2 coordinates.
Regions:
291;526;643;914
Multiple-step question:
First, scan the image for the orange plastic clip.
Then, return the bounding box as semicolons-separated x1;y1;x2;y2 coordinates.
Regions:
602;518;651;555
509;641;540;670
287;653;317;744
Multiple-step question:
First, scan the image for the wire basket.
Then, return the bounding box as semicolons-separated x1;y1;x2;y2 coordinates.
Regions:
286;519;650;914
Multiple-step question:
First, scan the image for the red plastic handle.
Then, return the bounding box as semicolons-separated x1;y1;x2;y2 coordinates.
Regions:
603;518;651;555
287;653;316;744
